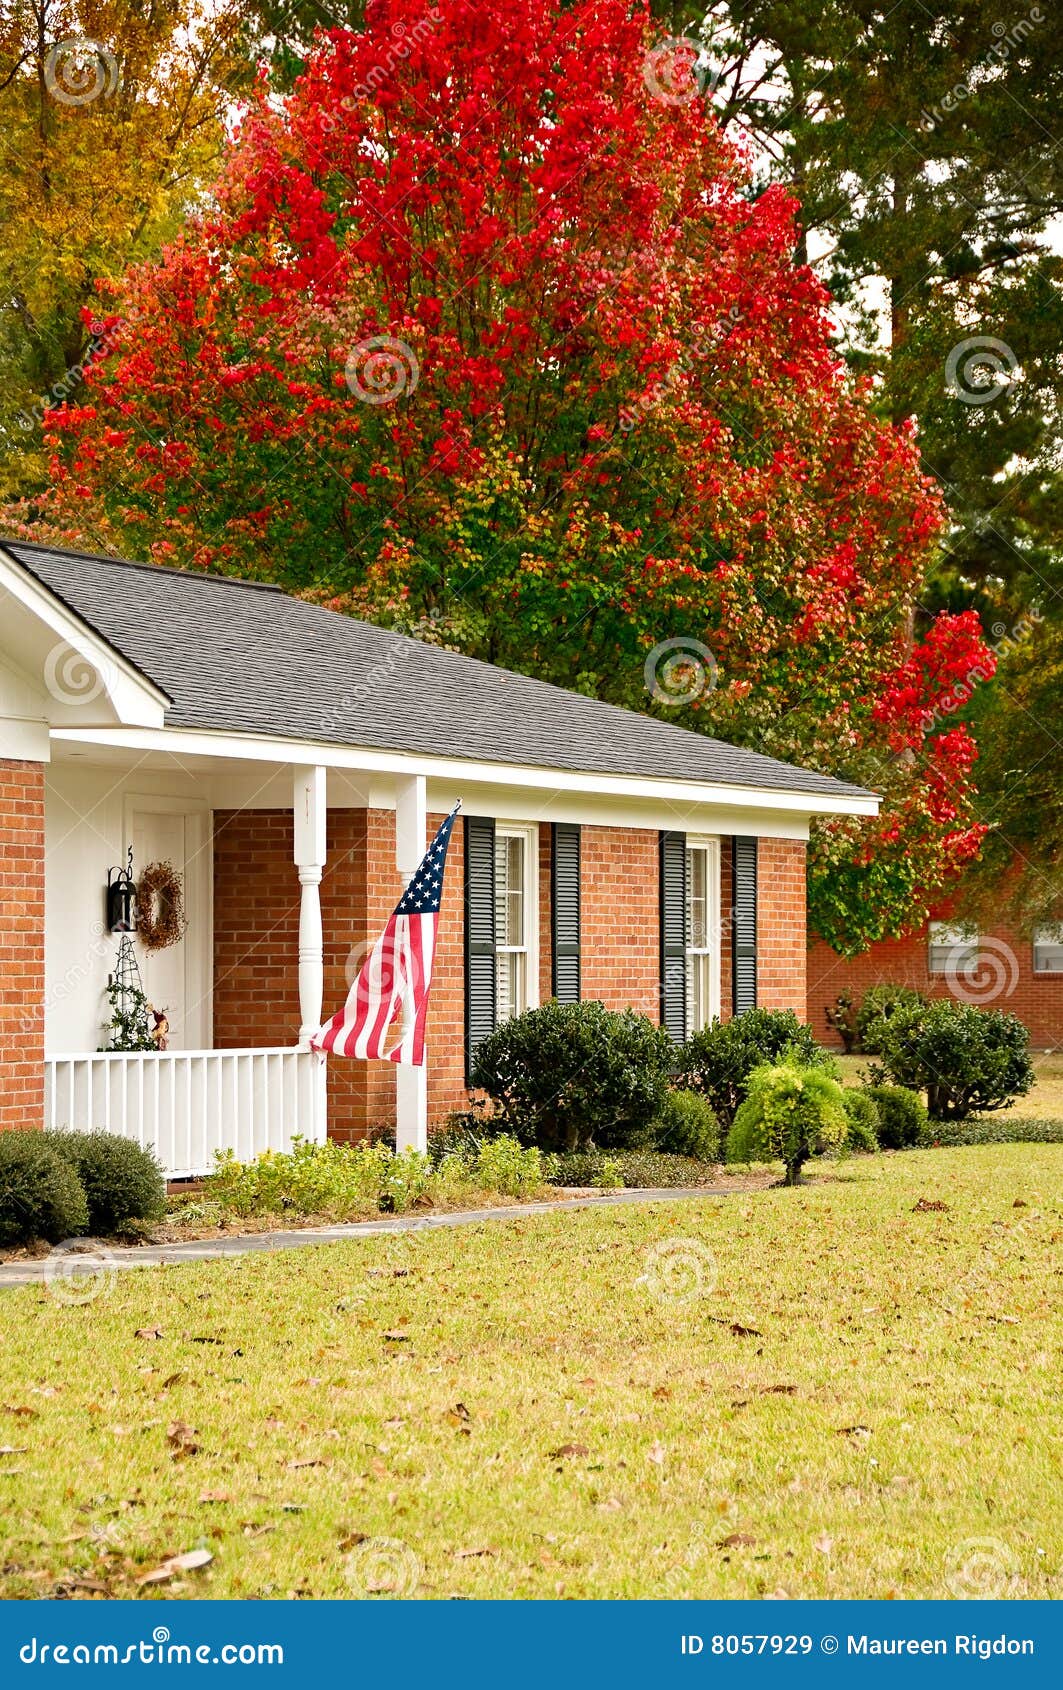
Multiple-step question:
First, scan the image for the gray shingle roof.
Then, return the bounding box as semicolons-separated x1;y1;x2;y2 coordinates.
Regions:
5;540;873;802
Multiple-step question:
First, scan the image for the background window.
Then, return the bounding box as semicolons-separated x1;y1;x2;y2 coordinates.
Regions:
928;921;979;974
1033;925;1063;974
685;839;720;1031
495;828;533;1021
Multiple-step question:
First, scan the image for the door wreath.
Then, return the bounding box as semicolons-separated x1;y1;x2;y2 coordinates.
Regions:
136;860;186;951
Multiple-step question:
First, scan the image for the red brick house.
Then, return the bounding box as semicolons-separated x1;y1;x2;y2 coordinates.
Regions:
0;539;875;1175
809;913;1063;1052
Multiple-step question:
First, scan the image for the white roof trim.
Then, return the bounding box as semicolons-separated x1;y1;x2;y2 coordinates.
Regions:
0;546;169;727
49;724;880;817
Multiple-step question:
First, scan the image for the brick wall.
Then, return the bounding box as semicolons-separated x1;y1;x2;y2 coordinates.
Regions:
809;923;1063;1050
756;838;807;1019
213;809;811;1136
580;825;662;1021
0;758;46;1130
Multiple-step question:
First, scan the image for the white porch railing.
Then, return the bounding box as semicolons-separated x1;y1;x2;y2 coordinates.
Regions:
44;1048;326;1180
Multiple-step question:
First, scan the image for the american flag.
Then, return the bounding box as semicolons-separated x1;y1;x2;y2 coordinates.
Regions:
311;803;460;1066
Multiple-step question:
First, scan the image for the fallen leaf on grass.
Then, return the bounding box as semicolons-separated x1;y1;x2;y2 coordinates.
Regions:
548;1443;589;1459
167;1420;200;1459
647;1441;667;1466
0;1446;28;1456
836;1424;872;1438
454;1546;497;1559
912;1198;949;1213
814;1534;835;1555
2;1405;38;1419
759;1384;798;1396
136;1548;213;1586
717;1533;756;1549
198;1490;233;1504
707;1316;762;1337
286;1458;327;1470
135;1326;164;1340
382;1331;411;1344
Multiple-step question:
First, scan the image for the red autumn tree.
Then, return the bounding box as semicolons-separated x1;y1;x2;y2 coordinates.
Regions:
15;0;994;950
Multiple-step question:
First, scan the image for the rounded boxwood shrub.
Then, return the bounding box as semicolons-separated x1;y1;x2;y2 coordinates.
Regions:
841;1089;879;1154
855;984;926;1054
47;1131;166;1233
727;1060;848;1185
677;1009;821;1128
651;1089;720;1161
872;1000;1034;1122
470;999;673;1153
0;1131;89;1246
865;1084;929;1149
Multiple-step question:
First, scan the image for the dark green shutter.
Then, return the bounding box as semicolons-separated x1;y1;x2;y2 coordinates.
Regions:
464;815;496;1079
551;823;581;1002
659;830;687;1042
732;835;758;1014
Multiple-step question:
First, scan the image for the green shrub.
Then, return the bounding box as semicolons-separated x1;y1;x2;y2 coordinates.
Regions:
865;1084;929;1149
612;1150;721;1188
463;1136;545;1197
841;1089;879;1154
207;1139;429;1219
469;999;673;1153
872;1000;1034;1121
726;1061;848;1185
0;1131;88;1245
925;1118;1063;1147
824;990;858;1052
47;1131;165;1232
544;1150;624;1189
651;1089;720;1161
855;984;927;1054
677;1009;821;1128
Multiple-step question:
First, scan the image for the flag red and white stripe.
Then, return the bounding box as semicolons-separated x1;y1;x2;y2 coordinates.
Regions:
310;803;459;1066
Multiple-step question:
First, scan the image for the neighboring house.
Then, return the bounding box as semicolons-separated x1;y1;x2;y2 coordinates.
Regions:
809;912;1063;1051
0;540;875;1175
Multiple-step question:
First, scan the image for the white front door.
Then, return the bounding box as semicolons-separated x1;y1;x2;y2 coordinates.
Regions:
128;799;211;1051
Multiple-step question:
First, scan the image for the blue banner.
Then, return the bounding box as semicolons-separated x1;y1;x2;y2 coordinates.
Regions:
2;1601;1059;1688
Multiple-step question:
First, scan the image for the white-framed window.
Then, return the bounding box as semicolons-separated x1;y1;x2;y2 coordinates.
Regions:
928;921;979;975
685;836;721;1032
494;824;539;1023
1033;924;1063;974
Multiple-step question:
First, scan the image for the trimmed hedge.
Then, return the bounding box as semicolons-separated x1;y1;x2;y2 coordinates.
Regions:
651;1089;720;1161
677;1009;820;1128
48;1131;166;1233
872;999;1034;1120
926;1118;1063;1147
544;1149;721;1189
865;1084;929;1149
0;1131;89;1246
841;1089;879;1153
727;1060;848;1184
470;1000;673;1153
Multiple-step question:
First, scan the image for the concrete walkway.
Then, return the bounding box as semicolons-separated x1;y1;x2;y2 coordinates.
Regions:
0;1184;752;1288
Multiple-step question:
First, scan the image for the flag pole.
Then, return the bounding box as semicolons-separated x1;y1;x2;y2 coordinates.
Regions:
394;775;429;1152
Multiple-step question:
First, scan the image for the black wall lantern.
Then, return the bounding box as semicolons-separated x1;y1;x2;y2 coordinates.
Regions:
106;846;138;934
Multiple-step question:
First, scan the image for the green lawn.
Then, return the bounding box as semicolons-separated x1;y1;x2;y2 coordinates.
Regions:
0;1146;1059;1600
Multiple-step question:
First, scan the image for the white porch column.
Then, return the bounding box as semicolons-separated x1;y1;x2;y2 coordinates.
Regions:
293;765;327;1046
394;773;428;1153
